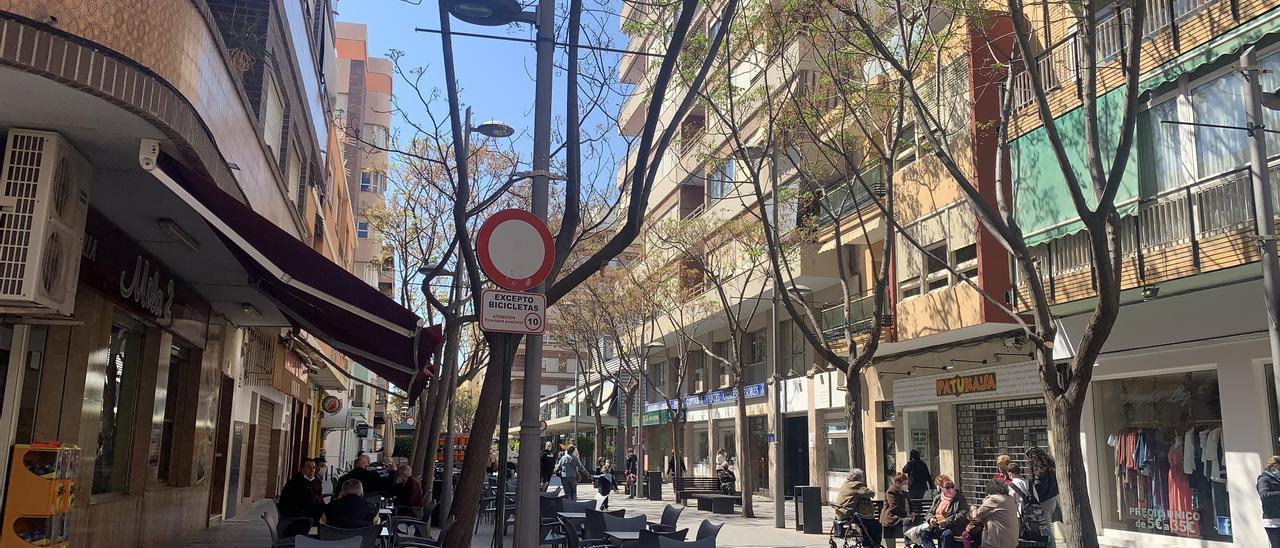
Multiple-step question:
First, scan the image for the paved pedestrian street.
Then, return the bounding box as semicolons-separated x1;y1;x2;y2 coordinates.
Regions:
169;484;841;547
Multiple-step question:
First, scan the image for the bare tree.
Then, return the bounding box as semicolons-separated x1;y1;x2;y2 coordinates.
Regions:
832;0;1149;545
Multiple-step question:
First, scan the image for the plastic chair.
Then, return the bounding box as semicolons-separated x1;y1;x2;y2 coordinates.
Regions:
584;508;625;542
657;536;715;548
649;504;684;532
637;528;688;548
559;516;611;548
295;537;362;548
389;516;430;541
600;512;647;533
278;517;314;540
695;519;723;540
317;524;380;548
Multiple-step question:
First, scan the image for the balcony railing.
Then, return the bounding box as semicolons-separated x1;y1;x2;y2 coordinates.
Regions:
1018;161;1280;301
813;177;880;228
1018;0;1225;107
820;292;879;342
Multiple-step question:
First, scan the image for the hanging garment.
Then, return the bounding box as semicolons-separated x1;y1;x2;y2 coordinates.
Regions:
1183;429;1196;475
1167;441;1199;537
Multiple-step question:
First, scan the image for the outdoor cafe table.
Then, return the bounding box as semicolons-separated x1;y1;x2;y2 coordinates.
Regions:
604;531;640;544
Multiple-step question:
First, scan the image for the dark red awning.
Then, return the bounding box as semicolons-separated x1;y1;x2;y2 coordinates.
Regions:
147;152;440;389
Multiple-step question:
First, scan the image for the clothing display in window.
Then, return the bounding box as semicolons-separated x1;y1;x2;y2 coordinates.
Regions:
1107;424;1227;539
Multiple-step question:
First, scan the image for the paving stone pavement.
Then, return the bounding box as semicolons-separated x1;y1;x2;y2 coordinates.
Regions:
168;483;842;547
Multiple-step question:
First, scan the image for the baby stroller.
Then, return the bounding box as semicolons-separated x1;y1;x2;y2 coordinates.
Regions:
829;512;883;548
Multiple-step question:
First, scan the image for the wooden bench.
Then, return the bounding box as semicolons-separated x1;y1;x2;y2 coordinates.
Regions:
692;494;737;515
672;477;724;504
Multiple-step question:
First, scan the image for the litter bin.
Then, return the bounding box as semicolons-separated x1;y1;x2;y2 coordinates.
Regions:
647;471;664;501
793;486;823;534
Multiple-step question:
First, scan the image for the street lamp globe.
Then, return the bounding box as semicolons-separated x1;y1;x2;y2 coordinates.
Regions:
446;0;524;26
474;120;515;138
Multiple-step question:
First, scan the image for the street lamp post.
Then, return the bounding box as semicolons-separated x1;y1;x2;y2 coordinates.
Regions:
444;0;555;544
1242;47;1280;443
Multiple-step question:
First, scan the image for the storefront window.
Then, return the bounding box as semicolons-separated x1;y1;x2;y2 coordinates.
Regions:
153;344;194;482
692;430;710;465
1093;370;1231;541
881;428;897;489
718;426;736;461
827;421;851;473
94;320;145;494
749;416;769;493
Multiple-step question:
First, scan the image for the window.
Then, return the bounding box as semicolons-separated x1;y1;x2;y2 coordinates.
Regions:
364;124;389;149
687;351;705;392
895;124;918;168
357;221;370;239
287;143;303;206
826;421;850;473
262;71;285;160
154;345;194;482
1192;73;1249;179
745;329;767;384
94;320;145;495
924;242;949;292
706;161;734;203
779;320;805;376
1144;99;1192;196
1093;370;1231;541
360;171;386;193
693;431;710;464
953;244;978;280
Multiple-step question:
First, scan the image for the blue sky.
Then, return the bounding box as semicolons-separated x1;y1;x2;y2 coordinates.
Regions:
336;0;630;189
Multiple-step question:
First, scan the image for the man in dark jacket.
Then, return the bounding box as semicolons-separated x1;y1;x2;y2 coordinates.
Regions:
1259;456;1280;547
540;442;557;488
338;455;386;497
278;458;324;520
324;479;379;529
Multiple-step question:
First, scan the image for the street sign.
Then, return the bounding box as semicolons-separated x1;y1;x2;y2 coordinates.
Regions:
480;289;546;334
476;209;554;291
321;395;342;414
539;420;548;432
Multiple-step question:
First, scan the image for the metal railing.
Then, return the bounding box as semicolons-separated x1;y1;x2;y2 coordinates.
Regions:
820;292;878;342
1012;34;1080;109
815;178;879;228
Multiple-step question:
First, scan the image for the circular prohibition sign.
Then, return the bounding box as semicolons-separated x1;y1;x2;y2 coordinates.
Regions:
476;208;555;292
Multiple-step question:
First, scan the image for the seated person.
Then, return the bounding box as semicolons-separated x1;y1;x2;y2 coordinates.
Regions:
278;458;324;520
388;465;424;514
338;455;386;497
324;479;379;529
716;461;737;495
833;468;882;544
905;475;968;548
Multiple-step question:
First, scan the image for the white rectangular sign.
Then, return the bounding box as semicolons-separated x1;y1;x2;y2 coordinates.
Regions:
480;289;546;334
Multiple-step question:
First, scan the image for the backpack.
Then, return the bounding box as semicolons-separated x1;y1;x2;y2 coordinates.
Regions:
1009;482;1051;541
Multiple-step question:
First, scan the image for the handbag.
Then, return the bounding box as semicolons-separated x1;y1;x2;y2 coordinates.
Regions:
1010;483;1051;541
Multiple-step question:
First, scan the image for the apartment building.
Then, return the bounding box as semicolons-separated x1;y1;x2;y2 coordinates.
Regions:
621;0;1280;542
0;2;427;546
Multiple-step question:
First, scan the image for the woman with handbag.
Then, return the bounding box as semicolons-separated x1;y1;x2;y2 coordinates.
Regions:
964;479;1020;548
1026;448;1059;547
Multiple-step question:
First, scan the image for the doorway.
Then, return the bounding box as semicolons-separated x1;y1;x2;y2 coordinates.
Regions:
208;374;234;519
903;409;939;482
782;415;809;498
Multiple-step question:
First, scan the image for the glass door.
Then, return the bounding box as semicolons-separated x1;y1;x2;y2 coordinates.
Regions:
903;409;939;480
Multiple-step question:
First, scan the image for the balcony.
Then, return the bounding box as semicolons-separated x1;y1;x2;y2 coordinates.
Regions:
810;175;881;229
820;292;890;342
1016;162;1280;307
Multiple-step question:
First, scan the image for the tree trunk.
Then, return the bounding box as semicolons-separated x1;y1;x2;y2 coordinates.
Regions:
1048;389;1100;548
733;378;755;517
441;333;516;546
410;378;444;474
594;414;606;465
844;365;865;470
420;320;461;502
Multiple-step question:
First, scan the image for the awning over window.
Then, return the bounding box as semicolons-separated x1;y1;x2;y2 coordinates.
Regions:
146;152;440;390
1139;6;1280;94
1011;87;1140;246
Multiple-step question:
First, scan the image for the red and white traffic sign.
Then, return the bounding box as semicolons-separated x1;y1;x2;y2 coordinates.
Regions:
476;209;554;291
480;289;546;335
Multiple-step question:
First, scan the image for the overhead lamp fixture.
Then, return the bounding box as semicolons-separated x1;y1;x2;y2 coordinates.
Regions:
241;303;262;319
948;359;987;366
992;352;1033;363
913;365;954;373
418;264;457;278
157;218;200;252
472;120;515;138
446;0;524;25
785;283;814;296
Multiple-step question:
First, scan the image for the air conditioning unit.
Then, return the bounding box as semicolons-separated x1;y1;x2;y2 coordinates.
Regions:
0;130;90;317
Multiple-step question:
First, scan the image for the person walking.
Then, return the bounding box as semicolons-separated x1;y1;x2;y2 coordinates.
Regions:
1025;447;1059;547
540;442;557;489
903;449;936;500
881;473;910;548
595;462;616;510
665;450;685;481
625;451;638;499
1258;456;1280;547
966;479;1020;548
557;445;590;501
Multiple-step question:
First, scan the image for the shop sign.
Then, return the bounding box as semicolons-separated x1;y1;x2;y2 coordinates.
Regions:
935;372;998;398
321;396;343;414
894;362;1040;408
273;350;308;400
633;410;667;426
642;382;766;413
355;424;370;438
80;211;210;347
